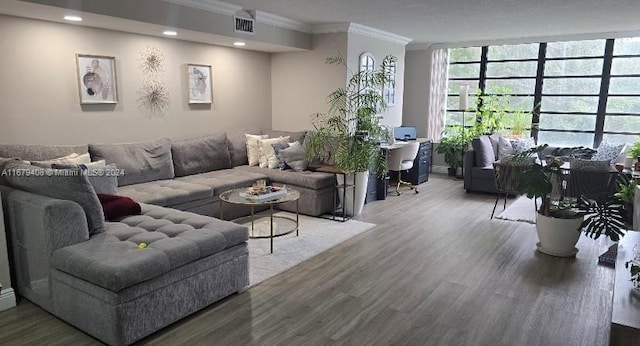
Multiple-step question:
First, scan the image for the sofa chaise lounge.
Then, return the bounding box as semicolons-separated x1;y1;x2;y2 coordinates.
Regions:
0;128;335;345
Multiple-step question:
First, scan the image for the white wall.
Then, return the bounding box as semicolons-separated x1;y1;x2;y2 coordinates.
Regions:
347;33;407;128
402;48;431;138
0;14;273;144
271;33;348;131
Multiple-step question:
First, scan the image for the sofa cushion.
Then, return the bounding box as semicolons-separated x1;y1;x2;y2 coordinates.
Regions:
176;169;267;196
171;133;231;176
0;144;88;161
592;141;625;164
31;152;92;168
497;136;515;160
488;133;501;160
4;161;105;235
52;162;119;195
471;166;496;180
279;141;308;171
265;130;307;144
511;137;535;154
472;136;495;169
117;180;212;206
98;194;142;221
258;137;290;168
272;143;291;170
245;134;268;167
0;157;22;185
89;138;175;186
233;165;334;190
51;203;248;292
227;128;262;167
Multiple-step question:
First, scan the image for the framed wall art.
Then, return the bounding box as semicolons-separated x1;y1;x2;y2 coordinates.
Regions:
187;64;212;104
76;54;118;104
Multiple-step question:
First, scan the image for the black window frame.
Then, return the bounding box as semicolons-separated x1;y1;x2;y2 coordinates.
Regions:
446;38;640;147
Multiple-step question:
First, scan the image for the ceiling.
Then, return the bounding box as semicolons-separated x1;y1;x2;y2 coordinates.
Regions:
4;0;640;51
226;0;640;44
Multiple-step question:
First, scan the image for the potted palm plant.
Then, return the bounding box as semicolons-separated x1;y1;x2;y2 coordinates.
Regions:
514;145;628;257
305;54;394;216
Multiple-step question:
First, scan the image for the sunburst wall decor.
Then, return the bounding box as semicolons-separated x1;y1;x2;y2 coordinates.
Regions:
139;46;165;75
137;79;169;116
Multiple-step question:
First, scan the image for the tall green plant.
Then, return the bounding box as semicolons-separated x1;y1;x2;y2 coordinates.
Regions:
471;86;537;137
306;54;395;176
628;141;640;159
436;126;472;170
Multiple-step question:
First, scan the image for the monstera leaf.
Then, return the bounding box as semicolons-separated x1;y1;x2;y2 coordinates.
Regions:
577;196;628;242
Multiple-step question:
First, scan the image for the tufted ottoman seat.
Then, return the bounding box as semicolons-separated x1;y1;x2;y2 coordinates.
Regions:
47;204;249;345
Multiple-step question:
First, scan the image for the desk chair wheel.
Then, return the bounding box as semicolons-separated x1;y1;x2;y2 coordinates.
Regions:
415;188;419;193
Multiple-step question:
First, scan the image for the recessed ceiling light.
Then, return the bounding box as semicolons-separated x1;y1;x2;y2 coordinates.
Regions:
64;15;83;22
233;41;246;47
163;30;177;36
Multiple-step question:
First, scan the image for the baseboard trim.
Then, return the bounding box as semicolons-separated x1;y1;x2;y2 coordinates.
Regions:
432;165;450;174
0;288;16;311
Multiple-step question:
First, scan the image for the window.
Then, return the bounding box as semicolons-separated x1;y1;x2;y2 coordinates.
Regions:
383;61;396;106
447;47;482;127
446;37;640;147
359;52;375;74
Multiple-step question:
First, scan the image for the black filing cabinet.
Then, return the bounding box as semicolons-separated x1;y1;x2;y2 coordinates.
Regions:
405;140;432;185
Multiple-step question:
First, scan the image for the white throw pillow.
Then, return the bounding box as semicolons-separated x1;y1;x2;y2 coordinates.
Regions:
258;136;291;168
510;137;535;154
31;152;92;168
497;136;515;160
245;134;268;166
592;141;625;164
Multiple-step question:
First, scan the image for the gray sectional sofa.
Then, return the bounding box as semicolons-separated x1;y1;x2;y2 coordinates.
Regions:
0;128;335;345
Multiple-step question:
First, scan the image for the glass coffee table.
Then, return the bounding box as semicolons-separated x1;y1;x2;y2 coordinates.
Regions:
219;187;300;253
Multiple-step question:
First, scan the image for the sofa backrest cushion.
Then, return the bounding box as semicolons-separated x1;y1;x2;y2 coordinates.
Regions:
472;135;496;168
4;161;105;235
0;144;88;161
227;127;262;167
52;161;119;195
171;133;231;176
0;157;23;185
265;130;307;144
31;152;92;168
497;136;515;160
488;133;501;160
89;138;174;186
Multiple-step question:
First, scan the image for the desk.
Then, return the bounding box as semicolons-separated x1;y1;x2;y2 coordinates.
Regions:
381;138;432;186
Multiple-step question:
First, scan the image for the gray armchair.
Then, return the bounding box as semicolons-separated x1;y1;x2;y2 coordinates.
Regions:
464;134;500;194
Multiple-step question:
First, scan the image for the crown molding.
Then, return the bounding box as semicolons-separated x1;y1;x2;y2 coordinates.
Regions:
406;42;431;51
312;22;412;45
254;11;311;33
163;0;311;33
162;0;241;16
311;23;351;35
348;23;412;45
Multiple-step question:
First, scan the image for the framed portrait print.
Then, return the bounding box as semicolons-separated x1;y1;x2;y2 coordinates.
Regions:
76;54;118;104
187;64;213;104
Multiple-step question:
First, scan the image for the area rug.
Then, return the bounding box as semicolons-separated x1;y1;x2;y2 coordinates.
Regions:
241;212;376;286
495;196;537;224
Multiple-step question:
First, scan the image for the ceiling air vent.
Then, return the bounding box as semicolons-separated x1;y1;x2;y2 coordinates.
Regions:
234;15;255;35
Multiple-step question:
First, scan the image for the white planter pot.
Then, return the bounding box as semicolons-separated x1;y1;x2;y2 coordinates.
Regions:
337;171;369;217
536;213;583;257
